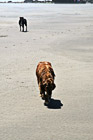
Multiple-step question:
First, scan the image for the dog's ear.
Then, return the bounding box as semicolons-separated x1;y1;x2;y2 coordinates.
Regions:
52;83;56;90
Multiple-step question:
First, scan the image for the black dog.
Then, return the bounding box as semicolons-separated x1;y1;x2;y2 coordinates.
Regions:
19;17;27;32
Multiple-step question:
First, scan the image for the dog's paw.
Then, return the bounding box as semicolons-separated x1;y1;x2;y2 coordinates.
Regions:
44;101;49;106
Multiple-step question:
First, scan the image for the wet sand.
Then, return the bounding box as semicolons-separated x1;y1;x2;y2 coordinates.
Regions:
0;3;93;140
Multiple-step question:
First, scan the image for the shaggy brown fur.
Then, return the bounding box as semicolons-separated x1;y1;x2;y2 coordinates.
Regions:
36;61;56;104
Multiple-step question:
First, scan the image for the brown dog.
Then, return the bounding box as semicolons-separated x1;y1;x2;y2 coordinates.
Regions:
36;61;56;104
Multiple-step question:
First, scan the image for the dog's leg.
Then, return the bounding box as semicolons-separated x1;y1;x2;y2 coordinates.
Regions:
44;94;49;105
45;90;52;105
48;90;52;101
39;84;45;99
26;26;27;32
22;25;24;32
25;19;27;32
20;25;21;31
39;83;42;97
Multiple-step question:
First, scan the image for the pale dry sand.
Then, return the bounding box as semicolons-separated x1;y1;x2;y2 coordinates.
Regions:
0;3;93;140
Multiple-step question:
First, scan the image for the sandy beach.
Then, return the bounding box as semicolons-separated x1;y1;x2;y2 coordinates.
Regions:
0;3;93;140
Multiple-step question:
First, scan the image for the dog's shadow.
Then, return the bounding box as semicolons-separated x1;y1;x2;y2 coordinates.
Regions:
45;98;63;109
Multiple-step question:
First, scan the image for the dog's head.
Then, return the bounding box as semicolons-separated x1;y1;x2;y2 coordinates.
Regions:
19;17;24;21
